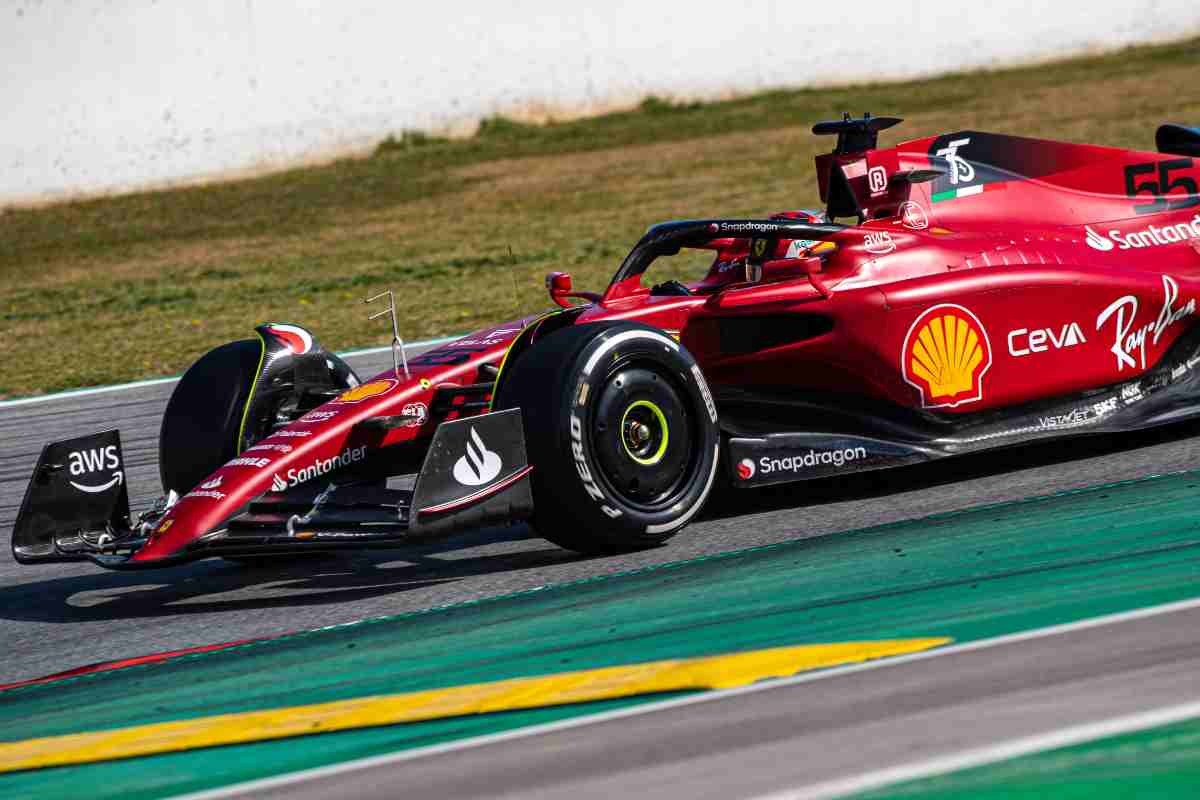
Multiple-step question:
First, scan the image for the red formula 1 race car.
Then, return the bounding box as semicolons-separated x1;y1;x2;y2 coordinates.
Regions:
13;114;1200;569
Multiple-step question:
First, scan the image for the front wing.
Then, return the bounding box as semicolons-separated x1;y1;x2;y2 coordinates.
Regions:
11;409;533;569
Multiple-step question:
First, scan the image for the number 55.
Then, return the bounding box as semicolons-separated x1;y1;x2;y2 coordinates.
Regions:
1125;159;1200;214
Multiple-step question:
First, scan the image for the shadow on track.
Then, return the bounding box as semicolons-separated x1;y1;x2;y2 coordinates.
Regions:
3;419;1199;626
0;524;576;623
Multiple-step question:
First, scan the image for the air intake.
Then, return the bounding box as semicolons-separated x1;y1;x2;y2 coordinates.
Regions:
718;315;833;355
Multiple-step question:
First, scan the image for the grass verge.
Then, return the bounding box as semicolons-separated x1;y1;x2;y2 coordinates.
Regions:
1;37;1199;398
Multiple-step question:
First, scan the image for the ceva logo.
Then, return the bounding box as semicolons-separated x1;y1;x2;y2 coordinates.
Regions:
1085;226;1115;252
1008;323;1087;357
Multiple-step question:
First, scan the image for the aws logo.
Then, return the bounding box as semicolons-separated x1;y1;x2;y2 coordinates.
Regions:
66;445;124;493
901;304;993;408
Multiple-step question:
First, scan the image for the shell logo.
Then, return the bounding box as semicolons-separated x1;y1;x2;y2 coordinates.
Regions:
333;379;398;404
901;304;992;409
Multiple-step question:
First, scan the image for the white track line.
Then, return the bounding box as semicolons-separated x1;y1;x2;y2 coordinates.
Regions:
172;595;1200;800
0;335;459;409
755;699;1200;800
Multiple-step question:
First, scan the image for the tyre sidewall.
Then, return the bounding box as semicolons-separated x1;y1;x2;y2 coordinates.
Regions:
158;339;262;495
500;322;719;550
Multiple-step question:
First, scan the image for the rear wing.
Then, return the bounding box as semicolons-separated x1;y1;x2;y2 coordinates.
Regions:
1158;124;1200;158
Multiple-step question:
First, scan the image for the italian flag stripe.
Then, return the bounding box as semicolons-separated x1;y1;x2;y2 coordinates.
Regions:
931;182;1008;203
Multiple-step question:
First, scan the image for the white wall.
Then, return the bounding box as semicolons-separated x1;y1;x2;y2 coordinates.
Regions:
3;1;1198;204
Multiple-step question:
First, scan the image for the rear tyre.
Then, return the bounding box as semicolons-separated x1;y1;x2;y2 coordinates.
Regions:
493;322;720;553
159;339;261;497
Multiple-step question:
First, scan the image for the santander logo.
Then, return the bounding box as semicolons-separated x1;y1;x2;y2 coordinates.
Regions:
1085;226;1115;252
452;428;502;486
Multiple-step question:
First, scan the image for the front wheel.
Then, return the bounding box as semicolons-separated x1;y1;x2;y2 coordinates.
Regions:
493;321;720;553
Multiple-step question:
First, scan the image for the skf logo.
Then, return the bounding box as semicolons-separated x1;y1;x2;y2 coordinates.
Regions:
334;379;398;404
902;304;993;408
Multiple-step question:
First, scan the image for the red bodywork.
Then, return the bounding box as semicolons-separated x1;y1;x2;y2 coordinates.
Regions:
138;126;1200;563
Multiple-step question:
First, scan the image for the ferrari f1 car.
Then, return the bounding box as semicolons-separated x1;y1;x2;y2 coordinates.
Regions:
13;114;1200;569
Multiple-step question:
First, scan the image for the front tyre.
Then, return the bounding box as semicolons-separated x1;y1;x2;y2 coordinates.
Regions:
159;339;262;497
493;322;720;553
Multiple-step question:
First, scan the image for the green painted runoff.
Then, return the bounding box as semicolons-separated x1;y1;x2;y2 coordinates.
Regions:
2;468;1199;798
858;712;1200;799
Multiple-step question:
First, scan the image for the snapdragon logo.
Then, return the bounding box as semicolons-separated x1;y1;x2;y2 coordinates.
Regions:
718;222;780;233
274;446;368;490
736;458;756;480
758;447;867;475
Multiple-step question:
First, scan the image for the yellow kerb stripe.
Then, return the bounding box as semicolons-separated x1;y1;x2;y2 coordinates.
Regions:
0;638;949;773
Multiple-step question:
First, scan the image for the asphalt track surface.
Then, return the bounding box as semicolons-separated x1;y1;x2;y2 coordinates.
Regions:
3;344;1200;692
206;601;1200;800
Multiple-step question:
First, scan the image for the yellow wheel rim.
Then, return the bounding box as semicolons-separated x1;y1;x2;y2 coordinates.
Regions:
620;400;669;466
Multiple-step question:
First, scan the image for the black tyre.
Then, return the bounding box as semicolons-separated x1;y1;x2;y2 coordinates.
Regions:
159;339;261;496
493;321;720;553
